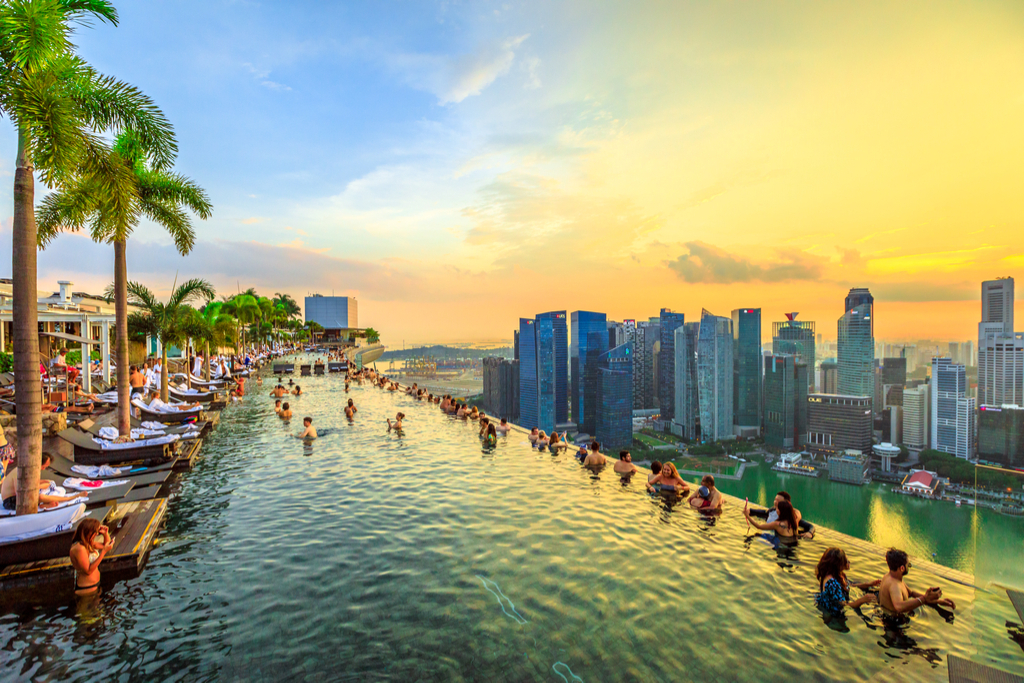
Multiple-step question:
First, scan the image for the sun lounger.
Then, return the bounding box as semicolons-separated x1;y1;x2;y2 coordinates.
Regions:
0;505;109;568
327;362;345;373
48;451;177;478
38;475;136;509
314;364;325;375
300;365;311;376
169;386;222;404
58;427;174;467
274;363;294;374
131;397;204;425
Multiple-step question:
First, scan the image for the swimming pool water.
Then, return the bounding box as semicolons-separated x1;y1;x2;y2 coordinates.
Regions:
1;358;1022;682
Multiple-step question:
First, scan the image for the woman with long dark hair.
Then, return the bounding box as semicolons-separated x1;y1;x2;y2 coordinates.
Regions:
814;547;879;613
69;518;114;594
744;499;801;541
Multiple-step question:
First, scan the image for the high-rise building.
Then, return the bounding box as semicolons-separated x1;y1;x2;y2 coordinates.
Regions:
902;384;929;451
982;278;1014;334
595;342;633;451
773;313;815;391
931;358;975;460
696;310;733;441
623;321;646;410
731;308;762;436
519;312;568;432
483;357;519;423
763;354;807;450
837;288;875;404
571;311;608;434
537;311;568;425
806;394;873;457
881;358;907;402
820;359;838;394
978;404;1024;468
978;278;1023;407
672;323;700;440
641;319;660;408
607;320;626;350
658;310;685;420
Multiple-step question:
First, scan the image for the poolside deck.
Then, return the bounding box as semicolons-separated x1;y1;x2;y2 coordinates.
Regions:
0;498;168;592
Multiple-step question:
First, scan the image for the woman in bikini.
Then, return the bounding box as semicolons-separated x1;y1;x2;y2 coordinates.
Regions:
745;498;800;543
646;462;690;494
69;518;114;595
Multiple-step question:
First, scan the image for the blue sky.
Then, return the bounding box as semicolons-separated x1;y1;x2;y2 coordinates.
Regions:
3;1;1024;343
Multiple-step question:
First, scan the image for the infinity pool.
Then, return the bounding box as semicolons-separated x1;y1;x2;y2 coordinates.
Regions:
1;358;1021;682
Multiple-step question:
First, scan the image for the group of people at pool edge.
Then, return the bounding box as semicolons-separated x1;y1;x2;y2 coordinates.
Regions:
259;354;960;626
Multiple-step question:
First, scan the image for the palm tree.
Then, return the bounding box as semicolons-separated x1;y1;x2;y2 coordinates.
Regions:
198;301;236;379
364;328;380;344
39;130;211;437
1;0;176;514
125;278;215;401
223;294;260;353
273;292;301;319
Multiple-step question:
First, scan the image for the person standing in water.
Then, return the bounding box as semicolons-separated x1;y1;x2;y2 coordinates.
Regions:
877;548;956;614
69;518;114;594
300;417;317;439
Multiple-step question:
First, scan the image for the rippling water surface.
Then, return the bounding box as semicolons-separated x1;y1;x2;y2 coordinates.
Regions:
2;357;1022;682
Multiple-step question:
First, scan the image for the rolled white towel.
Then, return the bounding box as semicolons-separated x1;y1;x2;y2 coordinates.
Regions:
71;464;129;477
98;426;119;440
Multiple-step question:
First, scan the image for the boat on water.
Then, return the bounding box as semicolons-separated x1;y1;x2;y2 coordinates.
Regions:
771;463;821;478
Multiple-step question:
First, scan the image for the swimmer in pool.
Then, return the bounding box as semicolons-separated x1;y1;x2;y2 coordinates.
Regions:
528;428;540;445
270;384;288;398
648;461;662;483
300;417;317;439
387;412;405;431
877;548;956;613
548;431;568;452
292;385;302;396
484;423;497;446
613;450;638;476
347;399;357;414
495;418;511;435
274;399;282;414
582;441;607;467
744;498;799;541
646;462;688;493
280;402;293;420
688;474;723;511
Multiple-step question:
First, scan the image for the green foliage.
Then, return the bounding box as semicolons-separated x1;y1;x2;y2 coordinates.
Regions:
918;449;1018;491
63;349;100;365
689;441;727;456
0;352;12;373
364;327;380;344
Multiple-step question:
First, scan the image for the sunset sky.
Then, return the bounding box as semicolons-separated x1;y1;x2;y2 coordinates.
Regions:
2;0;1023;345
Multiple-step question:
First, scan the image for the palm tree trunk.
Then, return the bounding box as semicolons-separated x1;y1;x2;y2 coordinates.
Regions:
114;239;131;437
160;343;169;402
204;341;211;381
13;128;41;515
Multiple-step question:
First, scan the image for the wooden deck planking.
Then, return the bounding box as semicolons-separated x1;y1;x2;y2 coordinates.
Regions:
173;438;204;471
947;655;1024;683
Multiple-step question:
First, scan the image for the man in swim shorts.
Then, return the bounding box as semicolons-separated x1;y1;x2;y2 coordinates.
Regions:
878;548;956;613
688;474;722;510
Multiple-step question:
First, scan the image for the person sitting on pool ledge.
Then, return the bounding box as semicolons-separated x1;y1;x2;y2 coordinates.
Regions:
2;453;87;510
69;517;113;595
688;475;723;511
613;450;638;476
387;413;405;431
495;418;511;435
648;461;662;483
814;547;878;614
646;462;687;493
744;498;799;542
300;417;317;439
582;441;607;467
280;402;293;420
878;548;956;614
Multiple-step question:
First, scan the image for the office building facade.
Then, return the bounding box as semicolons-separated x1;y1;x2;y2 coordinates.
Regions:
837;288;875;404
672;323;700;440
978;404;1024;468
763;354;808;450
881;357;907;407
537;311;568;425
697;310;734;441
820;359;838;394
305;295;358;331
773;313;815;391
483;357;520;423
571;311;608;434
931;357;974;459
658;310;685;420
519;312;568;433
731;308;762;435
806;394;873;457
902;384;929;451
595;342;633;451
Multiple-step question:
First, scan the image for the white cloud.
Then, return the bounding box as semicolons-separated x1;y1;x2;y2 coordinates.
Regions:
242;62;292;91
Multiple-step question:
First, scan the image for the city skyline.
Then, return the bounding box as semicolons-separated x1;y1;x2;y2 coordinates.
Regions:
2;1;1023;343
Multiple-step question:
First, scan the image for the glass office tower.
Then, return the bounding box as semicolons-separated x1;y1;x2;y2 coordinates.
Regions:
731;308;762;434
697;310;734;441
571;311;608;434
658;309;685;421
773;313;815;391
595;342;633;451
837;288;875;401
519;313;564;433
536;311;568;426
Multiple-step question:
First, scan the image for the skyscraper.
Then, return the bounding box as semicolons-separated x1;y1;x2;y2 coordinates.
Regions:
519;312;568;432
623;321;645;409
806;394;873;457
697;310;733;441
978;278;1023;407
537;311;568;425
571;311;608;434
763;354;808;450
978;405;1024;468
773;313;815;391
483;357;519;423
820;359;838;394
902;384;929;451
731;308;762;436
837;288;875;403
595;342;633;451
658;309;685;420
931;357;974;460
672;323;700;440
881;357;907;407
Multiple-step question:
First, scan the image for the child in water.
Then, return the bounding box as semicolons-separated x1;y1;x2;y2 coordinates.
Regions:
387;413;405;431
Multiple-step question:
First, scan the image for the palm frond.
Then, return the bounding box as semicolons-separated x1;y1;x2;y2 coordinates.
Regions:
167;278;215;309
58;0;118;27
124;280;158;309
138;196;194;254
0;0;74;72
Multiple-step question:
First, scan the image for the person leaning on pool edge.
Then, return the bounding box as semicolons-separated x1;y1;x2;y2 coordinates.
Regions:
878;548;956;614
